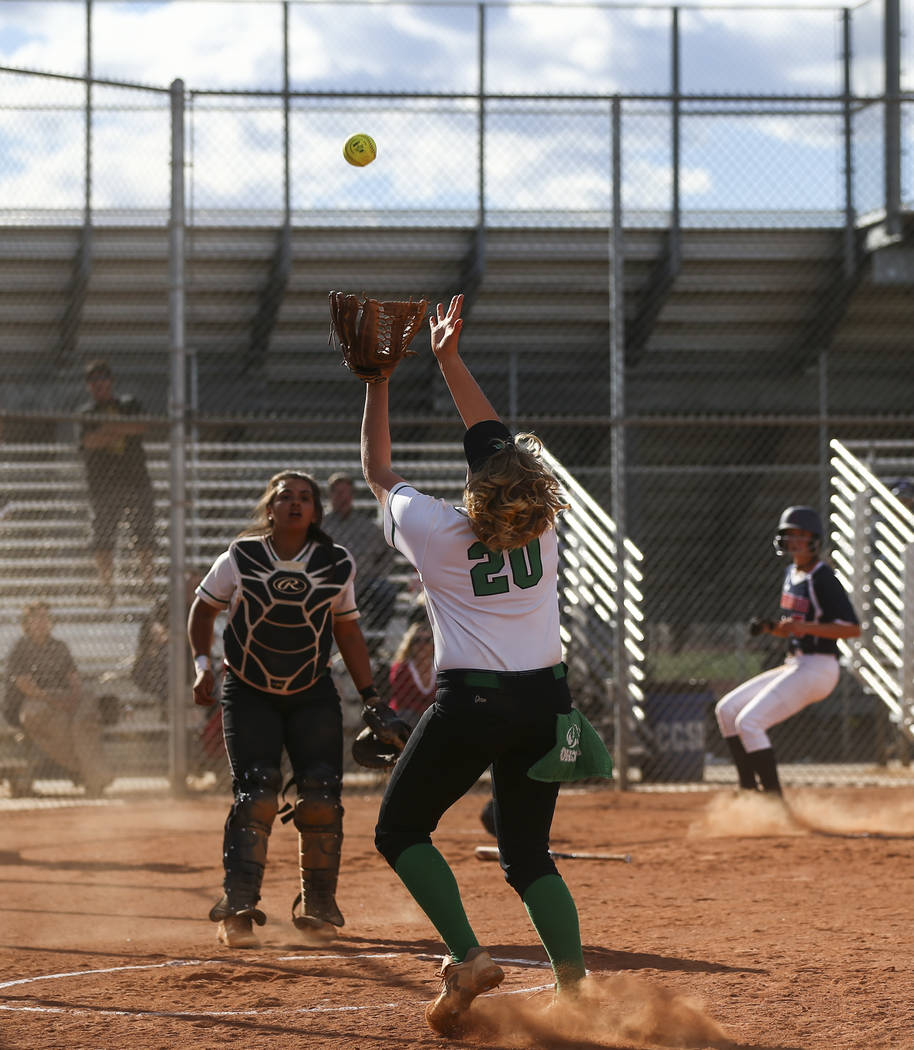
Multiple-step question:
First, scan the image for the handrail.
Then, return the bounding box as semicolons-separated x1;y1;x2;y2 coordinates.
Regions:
829;438;914;743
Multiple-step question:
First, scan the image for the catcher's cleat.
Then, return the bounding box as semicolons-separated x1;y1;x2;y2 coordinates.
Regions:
292;914;339;947
217;915;260;949
209;895;267;927
425;947;505;1036
291;890;344;938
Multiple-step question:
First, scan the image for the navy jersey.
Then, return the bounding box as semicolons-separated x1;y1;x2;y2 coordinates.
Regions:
780;561;858;656
197;537;358;694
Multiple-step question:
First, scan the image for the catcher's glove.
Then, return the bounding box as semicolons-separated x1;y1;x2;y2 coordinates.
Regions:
352;727;400;770
748;616;775;637
329;291;428;383
360;699;411;752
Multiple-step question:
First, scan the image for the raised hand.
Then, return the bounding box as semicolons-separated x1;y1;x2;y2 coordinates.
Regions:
429;293;464;362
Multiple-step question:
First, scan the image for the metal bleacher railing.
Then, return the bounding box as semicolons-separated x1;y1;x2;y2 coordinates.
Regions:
829;438;914;750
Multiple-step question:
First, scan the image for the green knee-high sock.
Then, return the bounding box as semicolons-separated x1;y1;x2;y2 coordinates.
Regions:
394;843;478;962
522;874;586;991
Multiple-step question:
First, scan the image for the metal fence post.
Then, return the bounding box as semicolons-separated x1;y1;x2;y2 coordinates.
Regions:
841;8;856;280
610;95;629;790
168;78;188;794
670;6;681;270
884;0;901;237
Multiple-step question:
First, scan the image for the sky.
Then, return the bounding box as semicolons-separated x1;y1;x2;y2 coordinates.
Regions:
0;0;904;225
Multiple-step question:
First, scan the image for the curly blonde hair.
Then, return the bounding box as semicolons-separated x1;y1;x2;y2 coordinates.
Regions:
464;433;567;551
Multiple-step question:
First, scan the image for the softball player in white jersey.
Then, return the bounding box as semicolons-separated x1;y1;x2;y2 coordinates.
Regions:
361;293;587;1036
715;505;860;793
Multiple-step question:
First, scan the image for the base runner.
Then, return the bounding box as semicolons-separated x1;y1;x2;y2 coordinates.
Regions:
715;505;861;794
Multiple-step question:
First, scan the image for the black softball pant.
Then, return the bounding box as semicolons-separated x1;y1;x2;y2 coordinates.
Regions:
375;666;572;898
220;670;344;792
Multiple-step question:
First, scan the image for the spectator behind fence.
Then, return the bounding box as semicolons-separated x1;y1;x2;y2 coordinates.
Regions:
322;472;398;647
131;571;203;704
79;359;157;606
388;620;437;729
3;602;111;796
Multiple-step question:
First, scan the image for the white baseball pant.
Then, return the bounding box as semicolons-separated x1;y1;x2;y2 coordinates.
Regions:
715;653;839;753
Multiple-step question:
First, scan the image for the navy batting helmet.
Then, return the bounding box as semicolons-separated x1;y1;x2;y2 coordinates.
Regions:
774;505;823;556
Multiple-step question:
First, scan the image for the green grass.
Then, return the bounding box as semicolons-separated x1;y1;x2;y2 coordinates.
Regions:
646;649;765;685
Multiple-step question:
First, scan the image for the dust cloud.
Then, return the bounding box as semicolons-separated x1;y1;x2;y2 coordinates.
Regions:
788;791;914;838
689;789;914;839
472;973;733;1049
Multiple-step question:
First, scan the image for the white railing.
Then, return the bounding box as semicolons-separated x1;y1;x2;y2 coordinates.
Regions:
541;447;646;772
829;438;914;742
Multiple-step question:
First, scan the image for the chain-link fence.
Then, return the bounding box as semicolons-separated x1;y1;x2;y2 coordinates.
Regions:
1;0;913;801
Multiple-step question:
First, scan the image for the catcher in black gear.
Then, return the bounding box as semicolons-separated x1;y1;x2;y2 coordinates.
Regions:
188;470;410;950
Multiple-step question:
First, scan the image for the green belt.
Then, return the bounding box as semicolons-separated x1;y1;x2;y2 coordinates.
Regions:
460;663;566;689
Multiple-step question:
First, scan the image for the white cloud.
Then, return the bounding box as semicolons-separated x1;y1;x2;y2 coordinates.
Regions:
0;0;893;221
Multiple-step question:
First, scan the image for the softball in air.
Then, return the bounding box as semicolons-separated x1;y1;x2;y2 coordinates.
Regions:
343;133;377;167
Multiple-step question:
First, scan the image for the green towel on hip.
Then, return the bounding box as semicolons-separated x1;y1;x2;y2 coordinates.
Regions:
527;709;613;782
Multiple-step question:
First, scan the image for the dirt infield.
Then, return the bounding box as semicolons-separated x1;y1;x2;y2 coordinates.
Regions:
1;784;912;1050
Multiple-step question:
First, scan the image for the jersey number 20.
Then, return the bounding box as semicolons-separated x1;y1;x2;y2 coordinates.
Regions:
468;539;543;596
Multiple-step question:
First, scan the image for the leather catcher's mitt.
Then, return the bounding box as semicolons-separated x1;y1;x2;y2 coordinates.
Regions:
329;292;428;383
352;727;400;770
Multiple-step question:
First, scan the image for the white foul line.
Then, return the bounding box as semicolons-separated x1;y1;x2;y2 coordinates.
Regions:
0;952;554;1018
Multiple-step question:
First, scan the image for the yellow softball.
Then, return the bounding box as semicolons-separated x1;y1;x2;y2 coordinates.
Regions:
343;133;377;167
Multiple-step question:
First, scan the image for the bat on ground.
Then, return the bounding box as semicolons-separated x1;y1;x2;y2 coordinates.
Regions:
475;845;632;864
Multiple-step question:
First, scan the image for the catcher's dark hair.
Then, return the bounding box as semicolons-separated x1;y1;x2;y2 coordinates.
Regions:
238;471;333;545
464;432;567;551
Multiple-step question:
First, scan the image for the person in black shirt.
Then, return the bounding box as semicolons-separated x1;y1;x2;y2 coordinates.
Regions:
79;360;156;605
715;506;861;794
3;602;110;795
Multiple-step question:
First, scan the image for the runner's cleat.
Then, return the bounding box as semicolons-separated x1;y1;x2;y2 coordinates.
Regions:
425;947;505;1036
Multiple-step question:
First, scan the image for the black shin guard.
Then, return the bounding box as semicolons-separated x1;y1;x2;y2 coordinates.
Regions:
292;786;345;928
212;764;282;921
725;736;759;791
749;747;782;794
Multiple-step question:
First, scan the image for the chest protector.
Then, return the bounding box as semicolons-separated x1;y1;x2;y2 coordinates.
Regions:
223;538;355;694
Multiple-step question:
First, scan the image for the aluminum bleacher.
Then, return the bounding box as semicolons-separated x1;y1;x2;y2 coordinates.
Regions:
2;222;884;423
